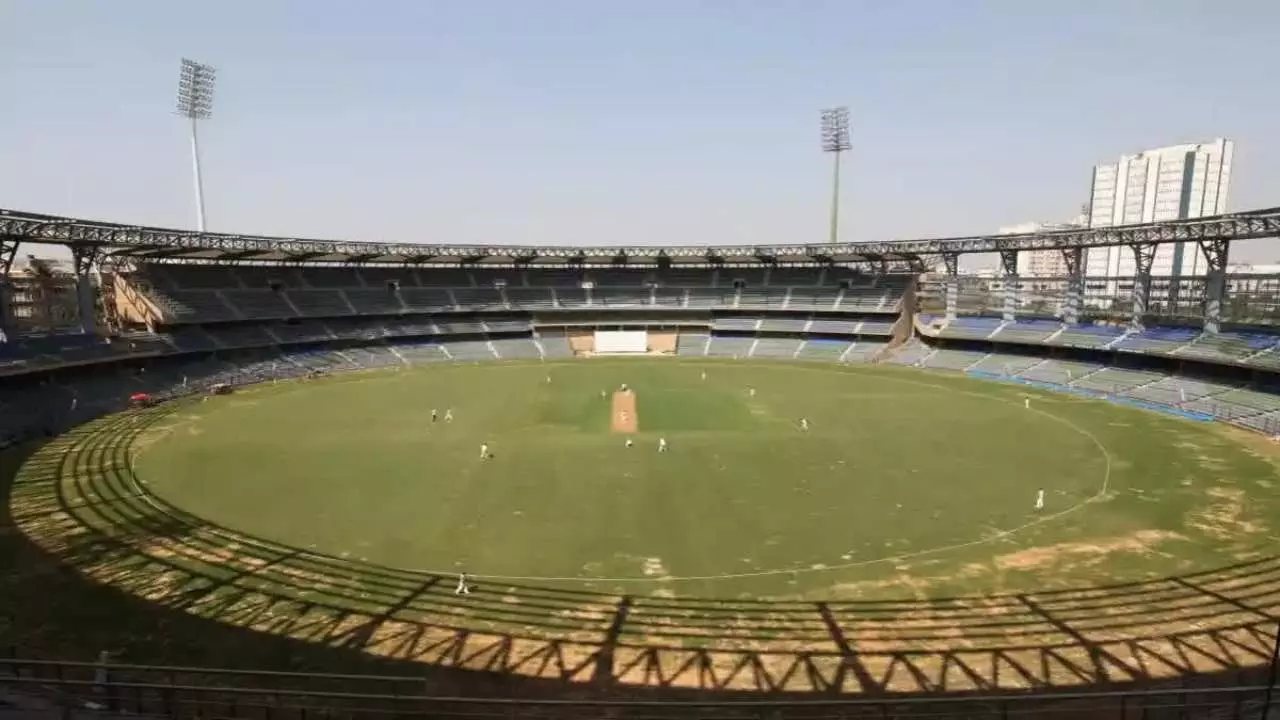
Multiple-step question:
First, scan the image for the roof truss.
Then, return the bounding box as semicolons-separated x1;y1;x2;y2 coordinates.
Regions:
2;206;1277;266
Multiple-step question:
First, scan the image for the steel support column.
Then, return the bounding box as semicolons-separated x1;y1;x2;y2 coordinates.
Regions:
1061;247;1083;325
1198;238;1231;334
1000;249;1019;322
71;245;99;336
943;253;959;322
1130;244;1157;329
0;237;18;339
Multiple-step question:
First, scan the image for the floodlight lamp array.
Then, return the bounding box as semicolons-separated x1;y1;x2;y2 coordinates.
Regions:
176;59;217;119
820;106;851;153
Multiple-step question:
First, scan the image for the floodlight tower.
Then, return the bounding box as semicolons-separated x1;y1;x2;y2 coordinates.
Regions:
176;58;217;232
820;107;852;244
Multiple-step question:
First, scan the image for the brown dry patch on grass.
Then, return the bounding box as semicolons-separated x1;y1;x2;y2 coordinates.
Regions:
1215;423;1280;464
550;605;613;625
1186;486;1265;540
10;508;79;537
136;569;196;602
611;390;638;433
830;572;938;600
136;539;246;568
993;529;1184;572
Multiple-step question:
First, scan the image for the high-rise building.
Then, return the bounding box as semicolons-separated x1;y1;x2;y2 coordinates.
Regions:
1085;138;1233;278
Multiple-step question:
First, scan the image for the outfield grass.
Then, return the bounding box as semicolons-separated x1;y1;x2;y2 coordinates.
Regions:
112;358;1280;600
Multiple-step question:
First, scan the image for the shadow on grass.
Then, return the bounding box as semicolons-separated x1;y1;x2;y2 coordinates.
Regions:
3;405;1279;708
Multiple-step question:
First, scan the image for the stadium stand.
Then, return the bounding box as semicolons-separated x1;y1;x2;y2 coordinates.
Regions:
1173;330;1279;363
795;338;850;361
1113;326;1201;355
344;288;405;314
675;330;709;356
882;340;933;366
992;319;1061;344
1069;366;1165;394
393;340;449;363
712;317;759;332
750;337;802;358
937;316;1003;340
855;318;895;335
491;337;541;359
840;338;889;363
920;348;990;371
1016;358;1104;385
1049;322;1127;349
759;316;809;332
807;317;860;335
966;352;1044;376
705;335;754;357
535;331;573;358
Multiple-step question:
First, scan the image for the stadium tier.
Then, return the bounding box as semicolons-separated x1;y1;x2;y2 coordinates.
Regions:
122;265;910;324
8;258;1280;435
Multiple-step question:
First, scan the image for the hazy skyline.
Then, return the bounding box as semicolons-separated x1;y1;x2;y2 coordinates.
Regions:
2;0;1279;265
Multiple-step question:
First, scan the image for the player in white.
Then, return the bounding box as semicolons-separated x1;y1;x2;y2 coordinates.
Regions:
625;437;633;448
431;408;438;422
800;417;809;431
700;371;706;381
454;572;471;595
600;389;607;398
444;408;454;422
1034;489;1045;510
748;387;756;398
546;375;552;384
658;437;668;453
479;443;489;460
1025;398;1030;409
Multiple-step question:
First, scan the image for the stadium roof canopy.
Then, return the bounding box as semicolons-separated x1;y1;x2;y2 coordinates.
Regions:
2;206;1279;266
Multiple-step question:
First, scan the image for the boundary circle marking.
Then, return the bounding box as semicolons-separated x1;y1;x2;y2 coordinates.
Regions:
126;359;1115;586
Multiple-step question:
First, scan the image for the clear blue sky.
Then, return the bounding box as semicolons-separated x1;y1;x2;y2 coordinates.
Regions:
2;0;1279;263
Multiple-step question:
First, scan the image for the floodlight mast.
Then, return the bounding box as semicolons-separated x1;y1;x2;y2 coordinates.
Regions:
176;59;216;232
820;107;852;244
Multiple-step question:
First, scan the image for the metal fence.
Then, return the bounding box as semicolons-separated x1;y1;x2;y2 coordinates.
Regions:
916;272;1280;325
1;658;1277;720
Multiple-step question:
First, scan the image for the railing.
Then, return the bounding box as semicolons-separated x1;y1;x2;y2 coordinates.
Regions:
0;658;1276;720
916;272;1280;327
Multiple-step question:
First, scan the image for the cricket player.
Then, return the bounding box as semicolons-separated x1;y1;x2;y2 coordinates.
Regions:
658;437;668;453
454;573;471;595
445;408;454;422
1035;489;1045;510
748;387;756;398
431;408;438;422
546;375;552;384
479;443;489;460
1025;398;1030;409
800;417;809;431
625;437;633;448
600;389;606;398
700;371;706;381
